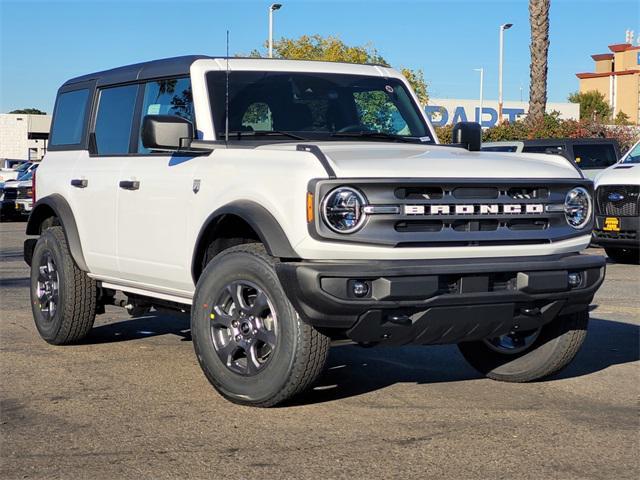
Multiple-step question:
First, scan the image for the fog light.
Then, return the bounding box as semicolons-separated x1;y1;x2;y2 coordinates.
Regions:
568;272;582;288
352;280;369;298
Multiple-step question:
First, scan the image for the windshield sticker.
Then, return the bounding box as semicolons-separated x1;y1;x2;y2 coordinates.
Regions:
147;104;161;115
385;85;394;93
419;136;432;142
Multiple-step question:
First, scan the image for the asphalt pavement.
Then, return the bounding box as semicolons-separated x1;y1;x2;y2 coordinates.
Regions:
1;220;638;479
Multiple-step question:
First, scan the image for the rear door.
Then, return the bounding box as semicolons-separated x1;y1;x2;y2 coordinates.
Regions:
70;83;138;278
116;77;198;294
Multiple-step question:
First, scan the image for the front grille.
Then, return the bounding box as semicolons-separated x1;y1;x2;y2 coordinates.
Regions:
593;230;637;241
3;188;17;201
312;179;592;247
597;185;639;216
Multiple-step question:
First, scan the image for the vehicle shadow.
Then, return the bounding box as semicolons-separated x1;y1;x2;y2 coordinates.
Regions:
84;312;191;344
80;313;639;405
291;317;640;406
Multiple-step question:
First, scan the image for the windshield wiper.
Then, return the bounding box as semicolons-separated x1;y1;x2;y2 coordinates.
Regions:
220;130;307;141
330;131;423;143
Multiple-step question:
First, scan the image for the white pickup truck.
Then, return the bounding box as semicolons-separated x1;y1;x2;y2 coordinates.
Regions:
24;56;605;406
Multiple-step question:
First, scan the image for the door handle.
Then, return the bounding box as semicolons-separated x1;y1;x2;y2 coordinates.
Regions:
119;180;140;191
70;179;88;188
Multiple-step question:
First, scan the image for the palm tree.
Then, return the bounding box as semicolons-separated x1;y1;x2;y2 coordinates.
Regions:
528;0;550;123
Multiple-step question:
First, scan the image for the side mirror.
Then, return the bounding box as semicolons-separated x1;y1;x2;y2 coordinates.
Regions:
452;122;482;151
141;115;194;151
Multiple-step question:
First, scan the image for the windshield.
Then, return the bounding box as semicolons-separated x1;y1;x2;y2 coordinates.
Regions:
206;71;432;142
623;142;640;164
15;162;31;172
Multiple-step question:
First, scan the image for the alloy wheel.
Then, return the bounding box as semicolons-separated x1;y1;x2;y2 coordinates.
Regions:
209;280;278;375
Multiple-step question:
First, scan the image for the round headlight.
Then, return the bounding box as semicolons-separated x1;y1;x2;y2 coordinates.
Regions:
564;187;592;229
322;187;367;233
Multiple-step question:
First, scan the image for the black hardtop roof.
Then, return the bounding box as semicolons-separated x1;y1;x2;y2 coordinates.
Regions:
61;55;389;89
521;138;619;146
62;55;214;88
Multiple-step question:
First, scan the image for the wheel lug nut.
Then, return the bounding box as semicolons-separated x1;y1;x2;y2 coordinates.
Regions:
252;329;257;335
232;320;239;328
235;334;242;341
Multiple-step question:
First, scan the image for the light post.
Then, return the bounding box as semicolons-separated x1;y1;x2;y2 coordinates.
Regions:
498;23;513;122
268;3;282;58
474;68;484;126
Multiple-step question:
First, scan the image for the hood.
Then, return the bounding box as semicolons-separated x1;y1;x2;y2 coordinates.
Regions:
595;162;640;187
260;142;582;179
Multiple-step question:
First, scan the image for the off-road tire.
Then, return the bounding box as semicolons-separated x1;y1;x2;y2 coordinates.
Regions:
604;247;639;265
191;243;330;407
458;309;589;382
30;226;96;344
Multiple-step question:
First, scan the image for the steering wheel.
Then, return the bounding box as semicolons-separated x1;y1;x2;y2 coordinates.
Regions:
336;124;373;133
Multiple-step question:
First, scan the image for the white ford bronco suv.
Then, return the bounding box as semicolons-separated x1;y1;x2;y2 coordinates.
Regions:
25;56;605;406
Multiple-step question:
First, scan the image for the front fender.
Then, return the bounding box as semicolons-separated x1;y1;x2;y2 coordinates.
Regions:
191;200;299;282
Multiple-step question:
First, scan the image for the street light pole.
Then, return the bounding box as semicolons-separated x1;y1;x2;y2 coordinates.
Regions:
474;68;484;126
268;3;282;58
498;23;513;123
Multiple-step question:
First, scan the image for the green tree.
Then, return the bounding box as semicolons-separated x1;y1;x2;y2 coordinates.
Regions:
9;108;46;114
568;90;611;122
250;34;428;105
613;110;630;126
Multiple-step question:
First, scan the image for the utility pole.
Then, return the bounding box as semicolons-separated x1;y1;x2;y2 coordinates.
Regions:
268;3;282;58
474;68;484;126
498;23;513;122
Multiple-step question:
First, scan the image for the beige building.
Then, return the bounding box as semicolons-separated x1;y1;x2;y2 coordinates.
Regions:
576;42;640;124
0;113;51;162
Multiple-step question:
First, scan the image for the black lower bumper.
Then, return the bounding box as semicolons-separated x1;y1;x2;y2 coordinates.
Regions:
592;215;639;248
276;253;606;346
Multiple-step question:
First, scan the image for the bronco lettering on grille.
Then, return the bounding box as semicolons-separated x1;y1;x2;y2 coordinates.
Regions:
403;204;544;215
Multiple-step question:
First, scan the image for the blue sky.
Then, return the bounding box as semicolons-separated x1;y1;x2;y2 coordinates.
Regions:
1;0;637;113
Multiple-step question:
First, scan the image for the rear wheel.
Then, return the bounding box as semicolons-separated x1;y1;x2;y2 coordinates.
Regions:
30;226;96;344
191;243;329;407
604;247;639;265
458;309;588;382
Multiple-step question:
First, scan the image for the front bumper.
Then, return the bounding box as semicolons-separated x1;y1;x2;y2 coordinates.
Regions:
1;199;32;217
592;215;639;248
276;253;606;346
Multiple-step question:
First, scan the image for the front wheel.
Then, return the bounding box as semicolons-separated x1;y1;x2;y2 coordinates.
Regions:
604;247;639;265
191;243;329;407
458;309;588;382
30;226;96;344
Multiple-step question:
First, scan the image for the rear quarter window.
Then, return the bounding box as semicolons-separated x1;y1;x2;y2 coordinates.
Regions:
573;144;618;169
49;88;90;146
481;145;518;152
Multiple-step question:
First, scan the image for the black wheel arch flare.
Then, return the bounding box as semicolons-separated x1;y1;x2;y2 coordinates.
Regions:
191;200;299;284
26;194;89;272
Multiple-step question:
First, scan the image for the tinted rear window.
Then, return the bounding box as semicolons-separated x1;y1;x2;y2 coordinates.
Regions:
573;144;618;169
94;84;138;155
481;145;518;152
49;89;90;146
522;145;564;154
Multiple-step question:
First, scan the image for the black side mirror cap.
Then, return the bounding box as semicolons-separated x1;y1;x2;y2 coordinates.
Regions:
452;121;482;151
141;115;194;151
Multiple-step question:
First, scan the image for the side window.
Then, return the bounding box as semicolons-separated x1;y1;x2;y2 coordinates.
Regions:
49;89;90;146
242;102;273;131
94;84;138;155
137;78;193;153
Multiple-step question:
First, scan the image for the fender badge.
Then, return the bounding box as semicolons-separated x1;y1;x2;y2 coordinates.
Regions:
193;179;201;194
